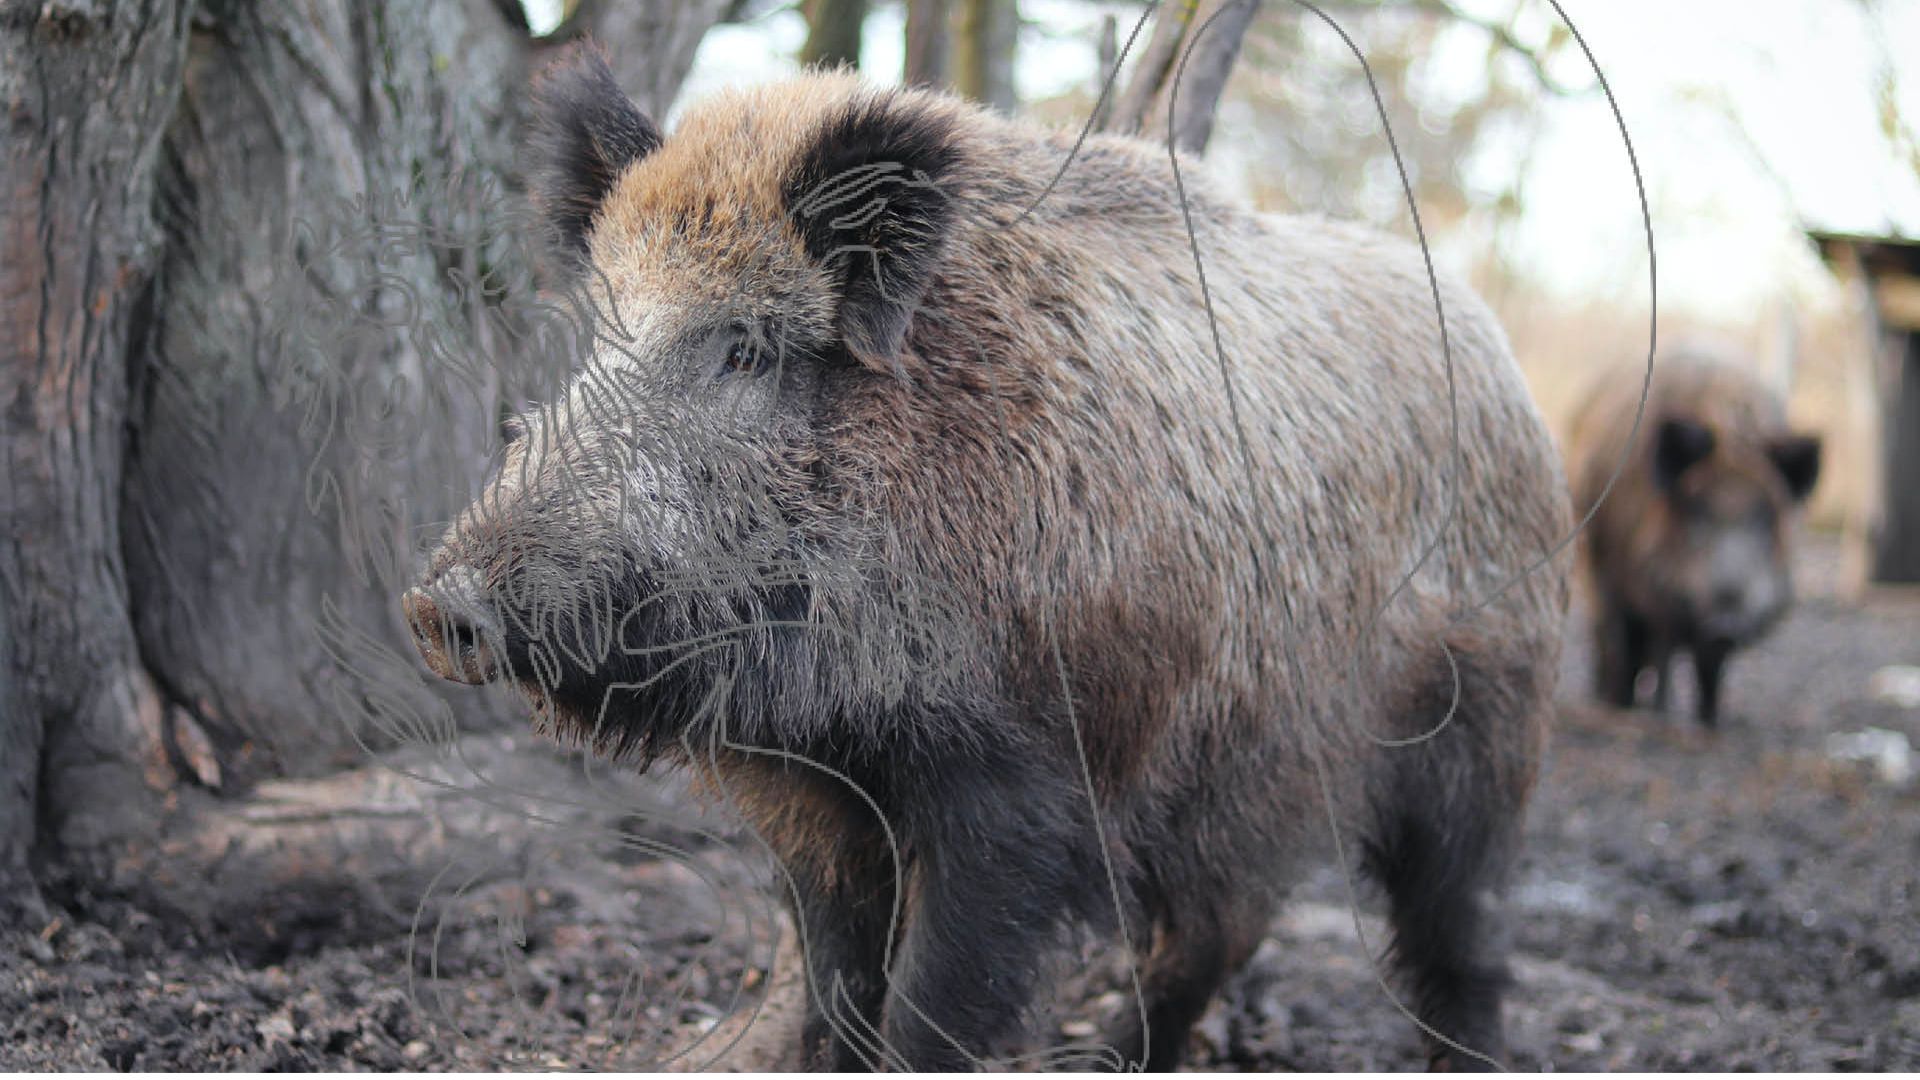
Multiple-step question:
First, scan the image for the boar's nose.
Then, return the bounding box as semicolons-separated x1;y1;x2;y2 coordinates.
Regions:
403;568;501;685
1712;583;1745;614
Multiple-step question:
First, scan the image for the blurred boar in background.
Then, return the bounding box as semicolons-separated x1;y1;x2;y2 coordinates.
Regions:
1569;347;1822;727
403;43;1571;1071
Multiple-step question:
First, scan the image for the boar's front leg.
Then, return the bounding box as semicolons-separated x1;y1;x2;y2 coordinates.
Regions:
878;749;1096;1071
1691;639;1732;730
714;761;899;1070
1104;893;1272;1071
1593;601;1645;710
1646;630;1677;715
790;846;899;1071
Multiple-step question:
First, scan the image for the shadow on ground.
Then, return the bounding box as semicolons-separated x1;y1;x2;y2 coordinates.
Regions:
4;538;1918;1070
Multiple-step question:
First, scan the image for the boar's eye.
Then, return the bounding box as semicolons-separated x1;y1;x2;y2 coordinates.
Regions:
500;413;528;446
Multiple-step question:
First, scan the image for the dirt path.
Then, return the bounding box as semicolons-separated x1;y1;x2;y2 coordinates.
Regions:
5;539;1918;1070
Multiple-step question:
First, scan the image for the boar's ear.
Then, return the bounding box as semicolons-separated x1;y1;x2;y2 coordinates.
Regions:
784;95;962;369
528;40;662;263
1653;416;1715;490
1767;433;1822;502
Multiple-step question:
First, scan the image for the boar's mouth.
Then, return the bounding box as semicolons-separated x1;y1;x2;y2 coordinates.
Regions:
402;558;818;738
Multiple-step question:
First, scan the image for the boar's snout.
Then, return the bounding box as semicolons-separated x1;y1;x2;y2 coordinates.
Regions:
403;566;502;685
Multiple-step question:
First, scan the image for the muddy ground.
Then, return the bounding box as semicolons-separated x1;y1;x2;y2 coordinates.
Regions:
5;537;1919;1071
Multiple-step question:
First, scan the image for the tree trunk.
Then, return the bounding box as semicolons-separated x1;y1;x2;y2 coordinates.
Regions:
1104;0;1259;156
799;0;867;71
122;0;540;798
565;0;732;117
1151;0;1257;154
1092;14;1119;130
1;0;725;920
1874;332;1920;582
953;0;1017;113
0;0;198;918
1105;0;1192;139
903;0;952;90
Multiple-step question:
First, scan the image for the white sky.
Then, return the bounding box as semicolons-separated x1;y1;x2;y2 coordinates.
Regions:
529;0;1920;321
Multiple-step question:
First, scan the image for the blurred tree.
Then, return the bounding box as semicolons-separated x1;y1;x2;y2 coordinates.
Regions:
1219;0;1583;306
1085;0;1579;245
954;0;1019;113
905;0;953;89
800;0;869;69
1857;0;1920;583
1092;14;1119;130
1103;0;1261;155
0;0;725;928
904;0;1019;112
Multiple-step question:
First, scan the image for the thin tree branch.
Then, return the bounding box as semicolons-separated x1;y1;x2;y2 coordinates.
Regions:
1157;0;1259;154
1104;0;1193;137
1384;0;1586;97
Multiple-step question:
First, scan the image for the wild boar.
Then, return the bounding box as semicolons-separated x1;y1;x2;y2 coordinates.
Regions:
402;43;1571;1071
1568;347;1821;727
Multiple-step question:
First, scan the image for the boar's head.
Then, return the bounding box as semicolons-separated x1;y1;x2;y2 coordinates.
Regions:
401;44;977;762
1645;413;1821;648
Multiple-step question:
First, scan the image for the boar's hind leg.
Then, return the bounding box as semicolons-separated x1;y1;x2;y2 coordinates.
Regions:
1104;893;1271;1071
1368;645;1540;1071
1647;633;1678;715
877;751;1101;1072
1369;791;1519;1071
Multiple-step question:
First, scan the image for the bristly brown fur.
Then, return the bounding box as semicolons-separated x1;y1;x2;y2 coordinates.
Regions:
414;47;1574;1071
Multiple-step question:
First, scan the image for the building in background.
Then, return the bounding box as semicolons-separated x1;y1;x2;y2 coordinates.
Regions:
1810;230;1920;584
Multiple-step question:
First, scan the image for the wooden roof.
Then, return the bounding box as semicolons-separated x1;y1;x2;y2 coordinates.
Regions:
1807;229;1920;279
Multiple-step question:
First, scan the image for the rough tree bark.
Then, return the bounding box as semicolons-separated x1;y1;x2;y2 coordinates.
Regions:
123;0;535;797
799;0;867;70
0;0;198;919
0;0;727;927
1103;0;1261;156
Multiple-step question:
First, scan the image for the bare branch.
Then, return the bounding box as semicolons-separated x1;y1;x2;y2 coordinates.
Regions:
1104;0;1261;156
1103;0;1193;136
1155;0;1260;154
1388;0;1586;97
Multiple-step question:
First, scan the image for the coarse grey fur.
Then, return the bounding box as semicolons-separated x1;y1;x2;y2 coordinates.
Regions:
405;48;1572;1071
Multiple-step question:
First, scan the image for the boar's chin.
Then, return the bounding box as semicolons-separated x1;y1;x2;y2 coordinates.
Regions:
503;656;685;766
489;574;817;765
514;680;646;763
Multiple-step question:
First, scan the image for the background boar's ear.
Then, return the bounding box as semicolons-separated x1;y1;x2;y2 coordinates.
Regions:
784;96;961;369
528;40;662;263
1653;416;1716;490
1767;434;1822;502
